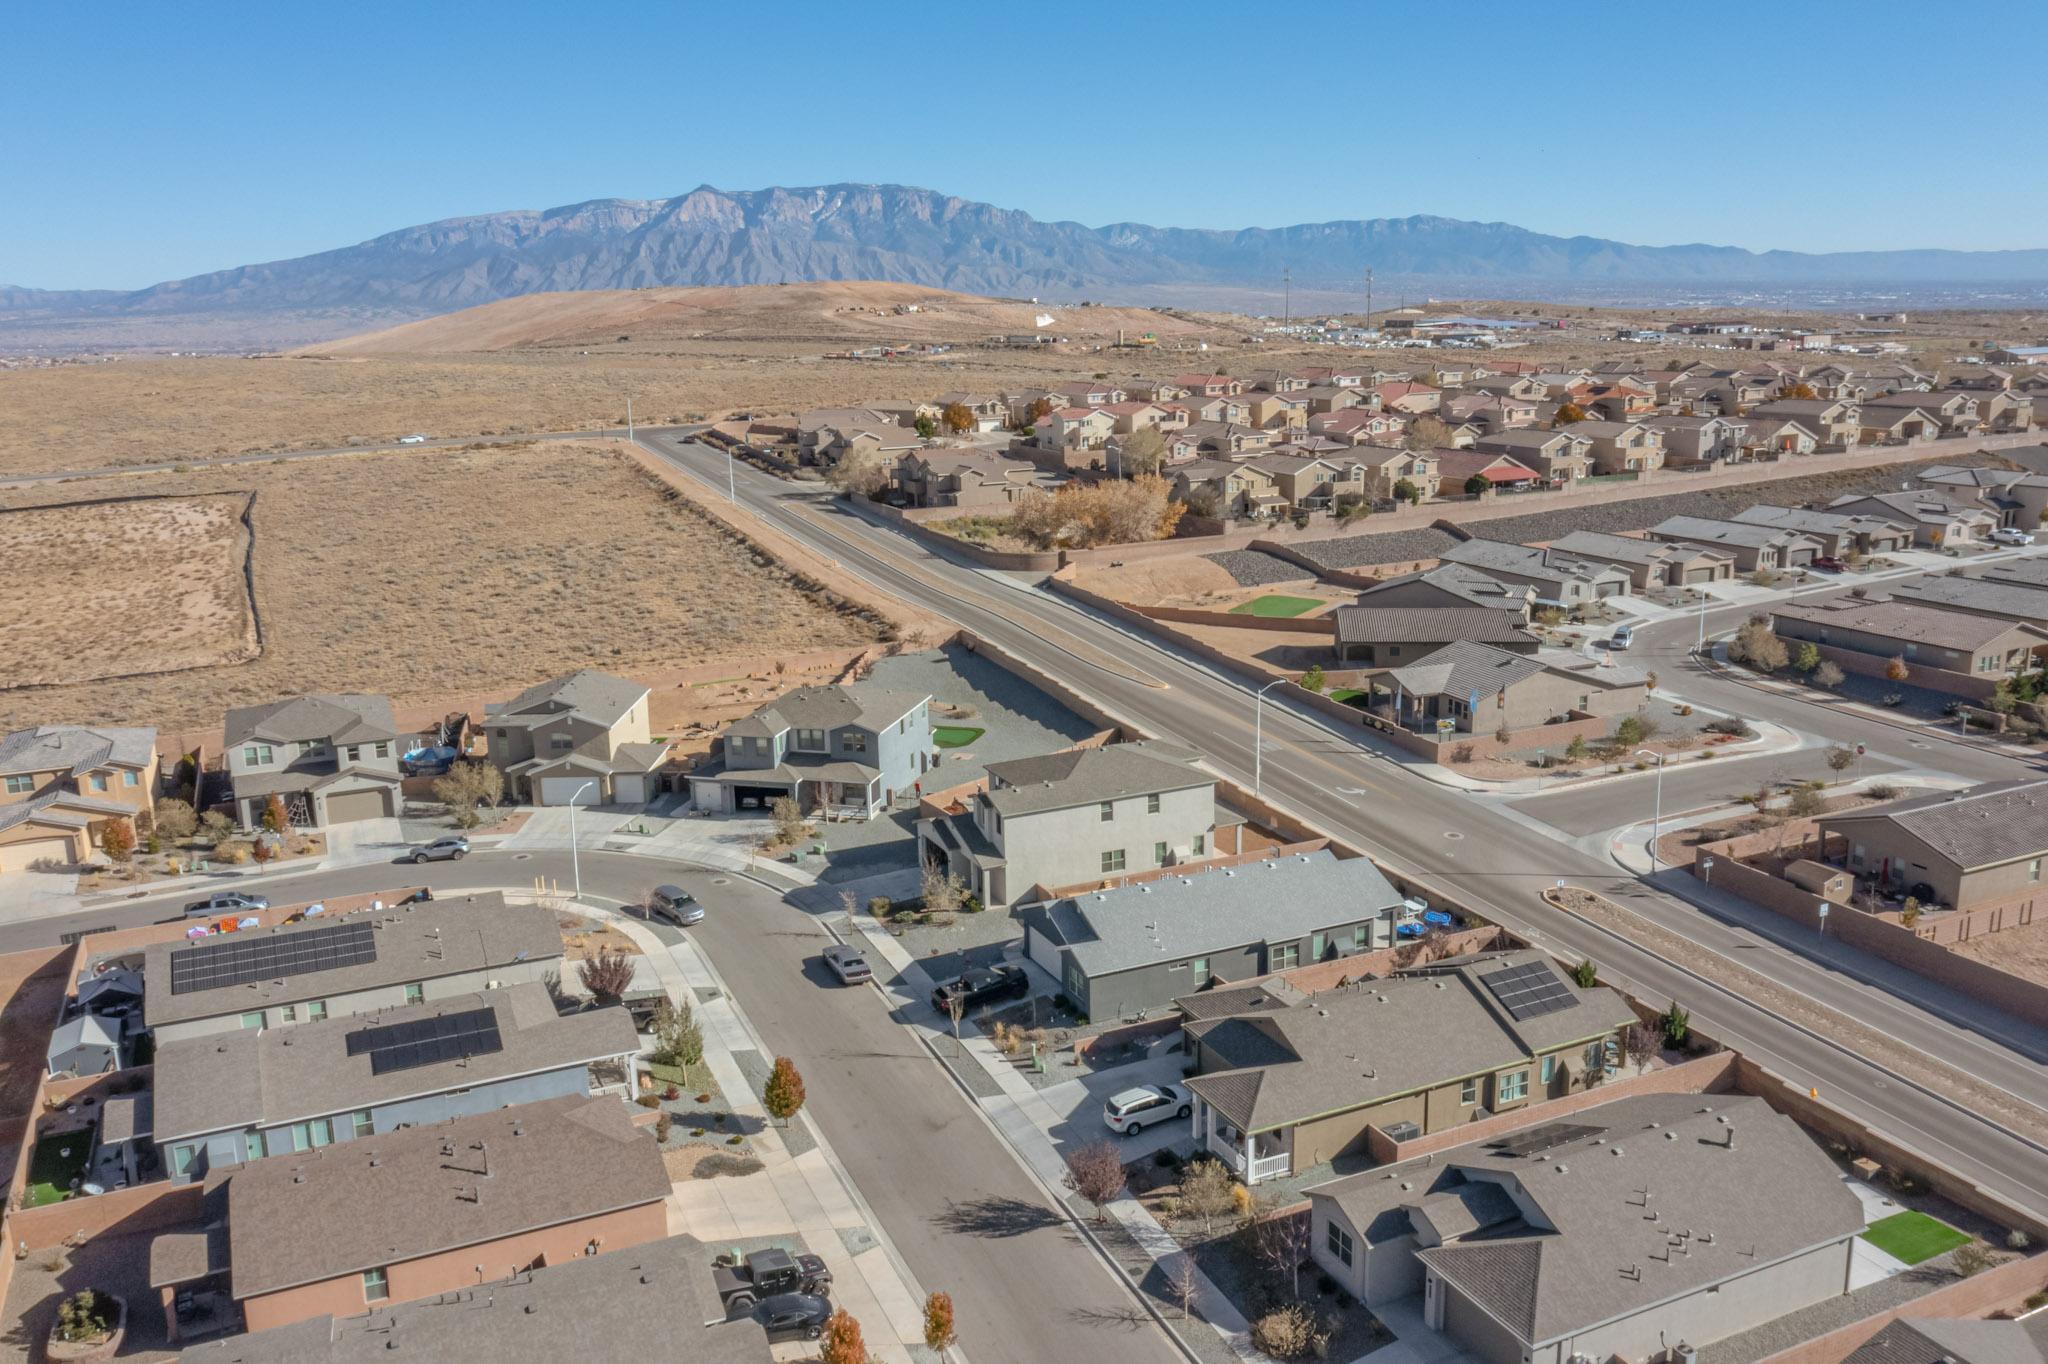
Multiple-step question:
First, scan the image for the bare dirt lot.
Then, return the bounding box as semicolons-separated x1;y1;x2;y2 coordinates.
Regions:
1948;919;2048;990
0;441;885;734
0;493;257;687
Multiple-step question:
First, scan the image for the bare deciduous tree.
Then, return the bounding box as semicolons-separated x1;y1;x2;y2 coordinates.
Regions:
577;948;636;1003
1062;1141;1128;1222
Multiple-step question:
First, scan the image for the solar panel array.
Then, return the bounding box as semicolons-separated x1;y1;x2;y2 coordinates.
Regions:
1480;960;1577;1021
168;920;378;996
346;1007;504;1076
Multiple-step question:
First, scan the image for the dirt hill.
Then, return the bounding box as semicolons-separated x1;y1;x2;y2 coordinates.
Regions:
304;282;1225;355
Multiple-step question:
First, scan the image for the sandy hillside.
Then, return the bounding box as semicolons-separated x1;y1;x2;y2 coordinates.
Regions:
306;281;1227;355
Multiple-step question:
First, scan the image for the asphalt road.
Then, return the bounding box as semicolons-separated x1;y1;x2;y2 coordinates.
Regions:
632;430;2048;1219
1508;746;1910;837
62;854;1181;1364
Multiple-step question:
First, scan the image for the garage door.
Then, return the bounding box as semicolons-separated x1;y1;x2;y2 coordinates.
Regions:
324;789;391;824
539;777;601;807
613;774;648;806
1685;566;1718;584
0;838;75;874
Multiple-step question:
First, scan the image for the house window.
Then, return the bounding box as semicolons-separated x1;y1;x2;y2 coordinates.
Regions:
243;745;273;766
795;728;825;751
362;1268;390;1303
309;1118;334;1147
2032;859;2043;883
90;773;108;791
1326;1221;1354;1267
351;1110;373;1138
1099;801;1115;822
1192;957;1210;982
1153;841;1169;866
1498;1069;1529;1103
345;745;361;763
1146;793;1161;815
1272;943;1300;970
170;1145;195;1177
404;983;424;1005
1311;932;1326;960
240;1011;265;1030
123;769;139;786
4;775;31;794
1541;1055;1556;1085
1192;834;1205;856
1460;1077;1477;1105
374;742;390;759
1101;849;1127;873
550;735;574;751
280;1004;298;1024
1353;924;1370;950
306;1000;328;1022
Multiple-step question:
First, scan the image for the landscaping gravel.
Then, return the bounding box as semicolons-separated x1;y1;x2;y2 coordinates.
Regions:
1201;548;1315;586
1289;527;1463;571
1465;455;2005;545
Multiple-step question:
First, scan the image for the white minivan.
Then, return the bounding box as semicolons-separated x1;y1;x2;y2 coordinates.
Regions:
1104;1084;1190;1137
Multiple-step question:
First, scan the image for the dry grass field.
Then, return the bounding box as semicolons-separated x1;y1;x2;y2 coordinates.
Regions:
0;493;257;687
0;441;885;734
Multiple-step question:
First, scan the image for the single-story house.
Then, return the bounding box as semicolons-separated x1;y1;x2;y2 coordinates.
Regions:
1304;1094;1865;1364
1729;506;1914;557
1643;516;1824;572
1770;598;2048;681
1380;643;1649;736
1886;573;2048;627
1438;540;1633;608
1818;778;2048;912
1332;606;1538;666
1546;531;1735;589
1351;564;1535;620
1826;492;1999;547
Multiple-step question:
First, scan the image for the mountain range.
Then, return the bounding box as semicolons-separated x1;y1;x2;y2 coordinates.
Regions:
9;182;2048;350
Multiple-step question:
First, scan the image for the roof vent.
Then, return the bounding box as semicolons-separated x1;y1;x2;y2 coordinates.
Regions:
524;1304;536;1315
1555;1163;1568;1174
1611;1147;1624;1157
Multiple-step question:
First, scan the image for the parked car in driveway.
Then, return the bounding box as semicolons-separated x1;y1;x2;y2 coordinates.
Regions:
642;884;704;927
1810;555;1846;573
1992;527;2036;546
406;836;468;863
184;892;269;919
714;1248;832;1315
1608;625;1634;650
822;943;872;984
750;1293;833;1342
1104;1084;1189;1137
930;963;1029;1014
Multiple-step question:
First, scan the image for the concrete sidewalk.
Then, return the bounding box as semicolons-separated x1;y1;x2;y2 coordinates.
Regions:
846;909;1259;1362
553;896;936;1363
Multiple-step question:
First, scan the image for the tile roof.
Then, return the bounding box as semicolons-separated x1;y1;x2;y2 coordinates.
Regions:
162;1095;668;1301
1821;778;2048;871
1730;505;1909;539
143;894;564;1028
1549;531;1732;567
1841;1317;2048;1364
1309;1093;1864;1348
151;983;639;1144
1356;564;1532;612
983;741;1212;818
175;1234;770;1364
224;695;399;749
1031;850;1403;981
1887;574;2048;624
1333;606;1536;649
1647;516;1822;551
1385;641;1546;699
1440;539;1623;586
1186;951;1636;1131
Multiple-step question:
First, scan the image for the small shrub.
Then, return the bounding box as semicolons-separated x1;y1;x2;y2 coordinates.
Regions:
726;1133;744;1146
1449;741;1476;764
2005;1230;2030;1251
654;1113;672;1143
52;1289;115;1345
636;1094;661;1109
663;1084;680;1101
1952;1242;1993;1277
1866;782;1901;801
1251;1305;1330;1359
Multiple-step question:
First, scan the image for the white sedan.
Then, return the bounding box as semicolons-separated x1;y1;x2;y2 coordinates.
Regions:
398;433;429;445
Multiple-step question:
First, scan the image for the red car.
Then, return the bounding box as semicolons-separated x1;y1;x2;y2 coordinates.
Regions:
1810;556;1846;573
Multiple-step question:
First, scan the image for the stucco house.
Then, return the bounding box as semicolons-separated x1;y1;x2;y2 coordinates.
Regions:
689;683;932;820
1438;541;1632;608
1770;598;2048;684
1470;430;1593;485
918;741;1224;908
1818;778;2048;913
1183;951;1635;1184
1380;643;1649;736
1643;517;1823;573
1352;564;1535;620
484;671;666;807
1569;421;1663;474
1747;398;1861;449
1304;1094;1864;1364
1824;492;2000;547
892;449;1048;509
1546;531;1735;589
1333;606;1539;666
1642;414;1747;466
0;723;159;873
1019;849;1406;1024
1729;505;1914;557
224;695;404;830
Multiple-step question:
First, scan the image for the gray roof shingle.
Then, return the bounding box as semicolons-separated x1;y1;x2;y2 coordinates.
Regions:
724;683;928;741
1333;606;1537;649
0;724;157;777
983;741;1212;818
224;696;398;749
1821;778;2048;871
486;670;648;730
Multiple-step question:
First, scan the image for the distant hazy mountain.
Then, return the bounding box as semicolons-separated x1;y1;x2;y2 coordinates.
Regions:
10;183;2048;350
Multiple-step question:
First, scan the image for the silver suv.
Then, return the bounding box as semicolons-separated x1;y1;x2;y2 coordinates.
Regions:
406;836;469;863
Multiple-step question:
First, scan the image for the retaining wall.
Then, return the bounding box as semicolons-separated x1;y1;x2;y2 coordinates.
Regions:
853;498;1064;570
11;1181;203;1253
1800;642;2003;702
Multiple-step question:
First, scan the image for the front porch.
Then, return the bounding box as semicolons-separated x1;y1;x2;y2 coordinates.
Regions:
1189;1093;1291;1185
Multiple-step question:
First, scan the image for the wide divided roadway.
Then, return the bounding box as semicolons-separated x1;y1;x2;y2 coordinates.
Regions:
639;430;2048;1221
35;855;1182;1364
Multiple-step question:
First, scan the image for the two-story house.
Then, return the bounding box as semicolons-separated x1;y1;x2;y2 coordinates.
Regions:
224;695;404;829
149;982;639;1184
1569;420;1664;474
1470;430;1593;485
688;683;932;820
0;724;159;873
1747;398;1861;449
1643;414;1748;466
918;741;1225;908
484;670;666;806
1353;445;1441;503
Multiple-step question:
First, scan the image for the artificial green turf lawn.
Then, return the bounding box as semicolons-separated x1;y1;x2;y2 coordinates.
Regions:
1228;594;1324;618
1859;1210;1971;1265
932;725;986;748
1329;688;1368;705
25;1127;93;1207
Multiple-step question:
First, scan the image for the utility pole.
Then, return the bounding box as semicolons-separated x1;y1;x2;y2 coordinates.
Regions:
1364;267;1373;329
626;395;633;442
1283;267;1292;328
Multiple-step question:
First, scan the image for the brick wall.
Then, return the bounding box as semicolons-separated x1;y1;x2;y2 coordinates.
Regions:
1131;603;1338;635
11;1180;203;1253
1691;838;2048;1029
1274;927;1509;995
1360;1052;1740;1163
1802;642;2002;702
1755;1253;2048;1364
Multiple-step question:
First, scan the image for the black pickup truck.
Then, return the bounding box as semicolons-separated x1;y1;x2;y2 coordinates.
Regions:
930;963;1030;1014
712;1247;833;1315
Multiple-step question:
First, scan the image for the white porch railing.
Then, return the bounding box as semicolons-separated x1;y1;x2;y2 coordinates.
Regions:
1205;1127;1292;1185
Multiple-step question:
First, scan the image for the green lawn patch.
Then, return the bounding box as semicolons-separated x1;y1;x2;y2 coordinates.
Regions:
1860;1210;1971;1265
932;725;985;748
1329;688;1370;709
25;1126;94;1207
1228;594;1324;619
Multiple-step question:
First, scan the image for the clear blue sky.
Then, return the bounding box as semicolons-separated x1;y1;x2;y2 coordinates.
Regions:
6;0;2042;289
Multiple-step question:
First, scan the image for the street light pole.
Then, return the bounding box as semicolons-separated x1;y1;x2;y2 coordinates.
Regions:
567;780;596;901
626;395;633;443
1697;595;1708;653
1254;679;1286;795
728;445;737;504
1637;749;1666;869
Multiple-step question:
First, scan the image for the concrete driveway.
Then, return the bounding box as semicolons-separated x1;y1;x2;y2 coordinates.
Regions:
0;868;80;925
319;817;410;868
1036;1052;1195;1165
